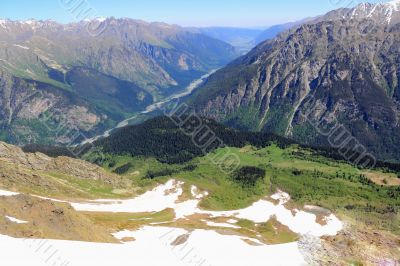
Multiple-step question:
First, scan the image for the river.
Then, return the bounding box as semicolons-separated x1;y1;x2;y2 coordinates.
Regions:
80;70;216;145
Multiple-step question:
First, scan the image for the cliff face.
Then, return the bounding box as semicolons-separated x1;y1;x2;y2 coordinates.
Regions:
188;2;400;161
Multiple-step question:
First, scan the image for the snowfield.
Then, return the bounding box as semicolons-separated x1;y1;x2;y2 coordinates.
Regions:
0;180;343;266
0;226;307;266
69;180;343;237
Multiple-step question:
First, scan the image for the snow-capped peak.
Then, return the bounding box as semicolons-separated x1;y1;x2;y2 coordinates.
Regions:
0;19;8;29
350;0;400;24
83;17;107;23
96;17;107;22
387;0;400;14
23;19;35;25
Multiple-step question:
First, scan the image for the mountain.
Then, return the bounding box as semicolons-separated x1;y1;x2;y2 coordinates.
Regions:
254;18;315;44
194;27;264;53
187;0;400;162
195;24;305;54
0;18;238;144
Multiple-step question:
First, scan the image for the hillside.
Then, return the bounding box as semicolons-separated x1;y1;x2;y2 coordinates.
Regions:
187;0;400;162
89;116;296;163
0;18;238;145
0;121;399;264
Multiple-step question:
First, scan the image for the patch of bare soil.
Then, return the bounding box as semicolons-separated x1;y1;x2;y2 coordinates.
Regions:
363;171;400;186
303;206;332;226
171;233;190;246
0;194;117;243
121;237;135;242
319;224;400;265
241;238;263;246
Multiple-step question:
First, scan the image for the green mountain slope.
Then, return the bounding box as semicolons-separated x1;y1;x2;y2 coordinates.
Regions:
0;18;238;144
187;2;400;162
14;116;400;263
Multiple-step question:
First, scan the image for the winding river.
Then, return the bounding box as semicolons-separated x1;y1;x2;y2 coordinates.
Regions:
81;70;216;145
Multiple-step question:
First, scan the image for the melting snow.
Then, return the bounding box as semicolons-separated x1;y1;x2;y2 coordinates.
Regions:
204;221;241;229
66;180;343;237
13;44;29;50
191;185;208;199
0;226;307;266
70;180;184;213
0;180;345;265
5;216;28;224
0;189;19;196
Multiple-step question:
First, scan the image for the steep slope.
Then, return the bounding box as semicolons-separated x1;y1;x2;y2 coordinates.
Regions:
0;18;238;144
0;141;131;199
188;0;400;162
90;116;295;164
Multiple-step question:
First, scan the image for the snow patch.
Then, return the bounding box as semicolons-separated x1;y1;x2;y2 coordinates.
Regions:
0;180;346;265
204;221;241;229
0;226;307;266
38;180;343;237
0;19;7;29
271;190;291;204
190;185;208;199
70;180;184;213
13;44;29;50
96;17;107;22
5;216;28;224
0;189;19;196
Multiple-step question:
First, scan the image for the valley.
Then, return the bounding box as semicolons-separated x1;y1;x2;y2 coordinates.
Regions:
80;70;217;145
0;18;238;145
1;1;400;265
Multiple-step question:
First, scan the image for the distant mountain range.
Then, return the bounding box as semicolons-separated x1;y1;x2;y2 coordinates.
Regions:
193;27;264;53
0;18;238;144
187;0;400;162
195;21;306;53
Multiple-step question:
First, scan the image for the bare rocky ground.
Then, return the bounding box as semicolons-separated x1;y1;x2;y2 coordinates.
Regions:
0;141;132;199
299;220;400;265
0;194;117;243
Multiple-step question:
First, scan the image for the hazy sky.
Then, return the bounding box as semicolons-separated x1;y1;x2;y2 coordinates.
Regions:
0;0;389;28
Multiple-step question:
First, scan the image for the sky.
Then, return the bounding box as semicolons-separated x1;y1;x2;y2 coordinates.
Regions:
0;0;390;28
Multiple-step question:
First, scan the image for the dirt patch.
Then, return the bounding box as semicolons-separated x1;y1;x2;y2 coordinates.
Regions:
315;215;328;226
176;183;192;203
0;194;117;243
303;206;331;226
164;181;180;196
83;208;175;232
242;238;263;246
171;233;190;246
121;237;136;242
316;223;400;265
363;171;400;186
